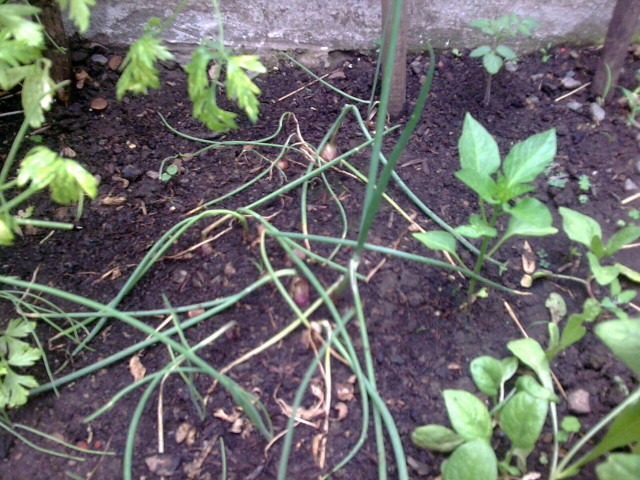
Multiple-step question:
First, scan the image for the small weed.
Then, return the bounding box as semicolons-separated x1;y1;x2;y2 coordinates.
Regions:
540;43;553;63
578;194;589;204
547;177;567;189
536;249;551;269
578;174;591;191
628;208;640;220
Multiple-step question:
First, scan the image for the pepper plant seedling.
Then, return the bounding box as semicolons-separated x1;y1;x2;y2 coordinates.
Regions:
469;13;540;105
413;113;557;299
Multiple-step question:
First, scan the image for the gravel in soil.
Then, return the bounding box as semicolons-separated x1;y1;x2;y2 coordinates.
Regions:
1;41;639;479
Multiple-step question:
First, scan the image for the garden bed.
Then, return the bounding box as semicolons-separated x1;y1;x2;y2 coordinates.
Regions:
1;41;639;479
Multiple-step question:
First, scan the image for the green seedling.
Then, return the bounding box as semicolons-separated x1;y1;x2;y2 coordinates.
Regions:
160;164;179;182
578;174;591;203
628;208;640;221
469;13;540;105
537;248;551;269
0;318;42;410
547;177;567;189
452;48;462;58
619;70;640;128
414;113;557;298
540;43;553;63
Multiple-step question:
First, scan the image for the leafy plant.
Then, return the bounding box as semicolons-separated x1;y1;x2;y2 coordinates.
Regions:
628;208;640;220
414;113;557;298
469;13;540;105
0;318;42;410
540;42;553;63
619;69;640;128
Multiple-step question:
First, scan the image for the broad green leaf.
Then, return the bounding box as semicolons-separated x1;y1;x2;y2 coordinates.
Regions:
548;322;560;350
413;231;457;256
57;0;96;33
545;292;567;323
515;375;558;402
458;113;500;175
49;159;98;204
587;253;620;286
617;289;637;304
503;198;557;241
502;129;556;188
499;391;548;450
559;207;602;249
615;264;640;283
507;338;552;389
500;357;519;383
597;454;640;480
575;402;640;469
470;45;491;58
454;169;498;204
547;299;601;360
604;225;640;257
116;33;174;100
494;172;536;202
470;356;503;397
0;368;39;409
591;235;606;260
226;54;265;123
496;44;517;60
411;424;464;452
595;319;640;376
483;52;503;74
17;146;60;190
455;215;497;239
441;439;498;480
443;390;493;441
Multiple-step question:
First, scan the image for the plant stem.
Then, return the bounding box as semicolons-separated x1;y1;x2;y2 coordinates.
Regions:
468;210;500;298
484;72;493;106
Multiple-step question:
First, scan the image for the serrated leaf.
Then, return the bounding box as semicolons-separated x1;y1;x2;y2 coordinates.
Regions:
226;55;265;123
0;5;43;47
458;113;500;175
595;319;640;376
20;61;56;128
499;391;548;450
443;390;493;441
470;45;491;58
561;416;581;433
413;231;457;256
502;129;556;188
49;159;98;203
411;424;464;452
0;368;39;409
57;0;95;33
441;439;498;480
597;454;640;480
469;19;490;29
496;44;517;60
559;207;602;249
483;52;503;74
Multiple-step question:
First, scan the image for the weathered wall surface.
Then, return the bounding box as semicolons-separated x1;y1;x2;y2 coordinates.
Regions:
81;0;620;57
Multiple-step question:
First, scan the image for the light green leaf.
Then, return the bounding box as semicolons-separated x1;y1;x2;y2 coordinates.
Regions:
503;197;557;241
0;4;43;47
413;231;457;256
455;215;498;239
547;299;601;360
443;390;493;441
595;319;640;376
20;60;56;128
458;113;500;175
545;292;567;323
483;52;503;74
0;218;15;246
499;391;548;450
496;44;517;60
454;169;499;204
561;416;581;433
0;369;39;409
441;439;498;480
470;45;491;58
587;253;620;286
507;338;552;389
226;55;265;123
470;356;503;397
17;146;61;190
411;424;464;452
57;0;96;33
468;19;490;30
597;454;640;480
502;129;556;188
514;375;559;402
605;225;640;257
559;207;602;249
615;264;640;283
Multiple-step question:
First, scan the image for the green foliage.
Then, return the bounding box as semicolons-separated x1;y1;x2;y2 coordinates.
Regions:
620;70;640;128
0;318;41;410
56;0;95;33
414;113;557;297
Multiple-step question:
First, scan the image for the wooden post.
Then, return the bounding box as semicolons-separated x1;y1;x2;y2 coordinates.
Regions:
593;0;640;101
381;0;407;118
32;0;72;103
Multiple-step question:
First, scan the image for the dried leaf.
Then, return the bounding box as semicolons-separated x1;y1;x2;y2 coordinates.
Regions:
312;433;326;469
145;454;181;476
334;402;348;420
100;195;127;205
335;381;354;402
522;240;537;274
175;422;195;444
129;356;146;382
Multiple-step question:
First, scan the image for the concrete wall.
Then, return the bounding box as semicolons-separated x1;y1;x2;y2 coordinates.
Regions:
83;0;619;59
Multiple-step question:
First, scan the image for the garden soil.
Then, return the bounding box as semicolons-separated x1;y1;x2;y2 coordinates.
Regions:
1;41;640;480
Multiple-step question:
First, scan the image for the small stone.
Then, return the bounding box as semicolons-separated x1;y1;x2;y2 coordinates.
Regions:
122;164;142;180
145;454;181;476
590;103;606;123
561;76;582;89
171;269;189;284
91;53;108;65
504;60;517;73
568;389;591;414
635;160;640;174
90;97;108;111
107;55;123;71
410;60;423;75
624;178;639;191
530;73;545;82
567;101;583;112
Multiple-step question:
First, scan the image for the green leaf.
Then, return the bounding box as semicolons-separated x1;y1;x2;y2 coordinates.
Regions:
499;391;548;450
483;52;503;74
226;55;265;123
615;264;640;283
458;113;500;175
469;19;490;30
17;146;60;190
0;4;43;47
454;169;499;204
116;33;174;100
57;0;95;33
470;356;503;397
0;368;39;409
20;60;56;128
545;292;567;323
507;338;552;389
547;299;601;360
587;253;620;286
470;45;491;58
0;218;15;246
597;454;640;480
595;319;640;376
561;416;581;433
411;424;464;452
502;129;556;188
413;231;457;256
443;390;493;441
515;375;559;402
441;439;498;480
604;225;640;257
496;44;517;60
455;215;497;239
559;207;602;249
502;197;558;241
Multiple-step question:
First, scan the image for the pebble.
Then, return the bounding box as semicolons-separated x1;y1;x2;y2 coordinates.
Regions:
635;160;640;174
625;178;639;191
590;103;606;123
410;60;423;76
504;60;517;73
567;101;583;112
568;389;591;414
561;76;582;89
122;164;142;180
90;53;108;65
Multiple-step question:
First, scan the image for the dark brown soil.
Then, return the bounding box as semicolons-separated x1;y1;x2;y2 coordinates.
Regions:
1;41;639;480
